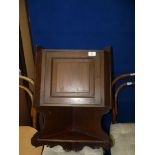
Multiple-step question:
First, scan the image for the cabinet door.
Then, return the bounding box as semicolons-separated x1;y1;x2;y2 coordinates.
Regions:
35;49;111;107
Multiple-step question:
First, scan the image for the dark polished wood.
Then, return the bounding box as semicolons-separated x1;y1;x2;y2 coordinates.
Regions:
32;48;112;150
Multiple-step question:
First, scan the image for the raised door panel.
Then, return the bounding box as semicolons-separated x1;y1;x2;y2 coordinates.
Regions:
40;50;101;106
52;58;94;97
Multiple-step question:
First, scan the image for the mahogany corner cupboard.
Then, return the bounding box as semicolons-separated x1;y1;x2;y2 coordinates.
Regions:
31;47;112;150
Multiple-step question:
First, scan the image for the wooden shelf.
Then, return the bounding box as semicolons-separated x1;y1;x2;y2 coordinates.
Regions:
40;130;103;142
32;129;109;150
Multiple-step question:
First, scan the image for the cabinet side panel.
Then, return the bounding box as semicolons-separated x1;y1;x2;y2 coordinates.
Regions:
100;52;105;107
34;48;46;106
103;48;112;109
34;48;42;107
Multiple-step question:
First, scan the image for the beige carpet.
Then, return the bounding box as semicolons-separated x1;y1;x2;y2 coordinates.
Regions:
110;123;135;155
42;145;104;155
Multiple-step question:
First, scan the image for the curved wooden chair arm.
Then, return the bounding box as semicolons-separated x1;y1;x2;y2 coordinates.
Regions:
19;76;37;129
112;82;135;124
19;85;33;103
19;75;34;86
112;73;135;88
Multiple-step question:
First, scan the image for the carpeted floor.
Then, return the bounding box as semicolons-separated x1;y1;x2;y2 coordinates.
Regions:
42;145;104;155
